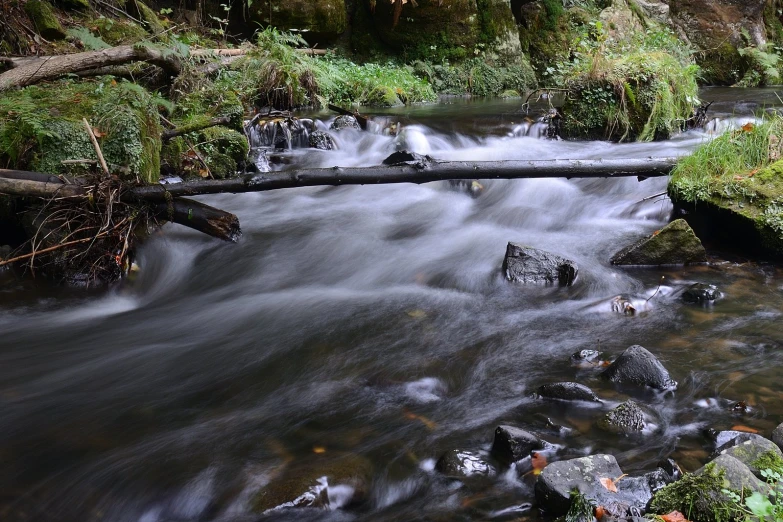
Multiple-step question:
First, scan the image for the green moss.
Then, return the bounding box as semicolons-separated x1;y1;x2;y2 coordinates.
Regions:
751;450;783;475
129;0;165;35
91;17;148;45
697;43;744;86
0;79;162;183
24;0;66;40
198;126;248;177
649;465;743;522
562;51;699;141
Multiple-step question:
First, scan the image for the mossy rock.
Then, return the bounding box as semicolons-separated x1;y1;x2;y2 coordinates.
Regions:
247;0;346;44
0;79;162;183
697;42;744;85
561;51;699;141
162;126;248;178
172;84;244;131
610;219;707;265
126;0;165;35
90;17;149;45
649;457;764;522
24;0;66;40
668;120;783;258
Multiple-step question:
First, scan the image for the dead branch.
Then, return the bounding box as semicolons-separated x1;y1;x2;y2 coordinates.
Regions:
0;44;183;91
153;197;240;242
83;118;111;177
162;116;233;140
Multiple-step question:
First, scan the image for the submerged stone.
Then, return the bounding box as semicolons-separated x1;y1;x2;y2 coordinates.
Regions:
435;449;496;479
502;243;578;286
601;345;678;391
251;453;372;513
535;382;601;403
683;283;721;304
611;219;707;266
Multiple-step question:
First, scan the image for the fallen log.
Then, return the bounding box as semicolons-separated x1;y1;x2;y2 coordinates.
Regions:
0;172;239;241
0;44;183;91
153;197;241;242
130;157;678;200
162;116;233;141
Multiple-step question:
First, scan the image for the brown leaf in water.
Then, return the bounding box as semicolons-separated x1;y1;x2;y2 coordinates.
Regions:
403;409;437;430
730;424;759;433
312;446;326;454
531;452;547;475
595;506;606;519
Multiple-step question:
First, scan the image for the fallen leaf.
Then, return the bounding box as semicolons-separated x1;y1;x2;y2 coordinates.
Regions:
403;409;437;430
92;128;106;138
406;309;427;319
599;477;618;493
742;122;756;133
730;424;759;434
660;510;690;522
595;506;605;519
312;446;326;454
531;452;547;475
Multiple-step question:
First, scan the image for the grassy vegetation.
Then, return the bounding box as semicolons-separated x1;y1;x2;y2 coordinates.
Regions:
554;27;700;141
648;465;743;522
669;118;783;203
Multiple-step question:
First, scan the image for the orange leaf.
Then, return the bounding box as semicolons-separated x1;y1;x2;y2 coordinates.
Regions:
312;446;326;454
92;128;106;138
730;424;759;434
599;477;618;492
531;452;547;475
661;510;690;522
652;229;660;236
742;122;755;133
595;506;605;519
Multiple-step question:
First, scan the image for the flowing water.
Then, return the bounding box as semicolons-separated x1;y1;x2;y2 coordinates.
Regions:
3;89;783;522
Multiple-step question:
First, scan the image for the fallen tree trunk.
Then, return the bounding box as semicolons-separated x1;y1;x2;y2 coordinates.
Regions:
0;44;183;91
130;157;678;200
0;173;239;241
153;197;241;242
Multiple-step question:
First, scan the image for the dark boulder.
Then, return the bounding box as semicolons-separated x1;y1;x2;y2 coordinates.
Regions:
308;131;336;150
435;449;496;479
597;400;655;435
535;454;674;517
490;426;553;466
330;115;361;131
535;382;601;403
683;283;721;304
502;243;578;286
611;219;707;266
601;345;677;391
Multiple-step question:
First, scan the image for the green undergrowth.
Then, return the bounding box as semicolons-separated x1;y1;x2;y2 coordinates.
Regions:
411;56;536;97
556;27;699;141
0;78;163;183
669;118;783;203
649;465;744;522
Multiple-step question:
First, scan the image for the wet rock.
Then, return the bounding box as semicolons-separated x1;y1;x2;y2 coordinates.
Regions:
773;423;783;450
535;454;668;517
535;382;600;403
610;219;707;266
601;345;678;391
435;449;496;479
502;243;578;286
597;401;651;435
571;349;602;363
682;283;721;304
330;115;361;131
382;150;429;166
251;454;372;513
699;453;768;494
308;131;336;151
714;434;783;478
490;426;553;466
